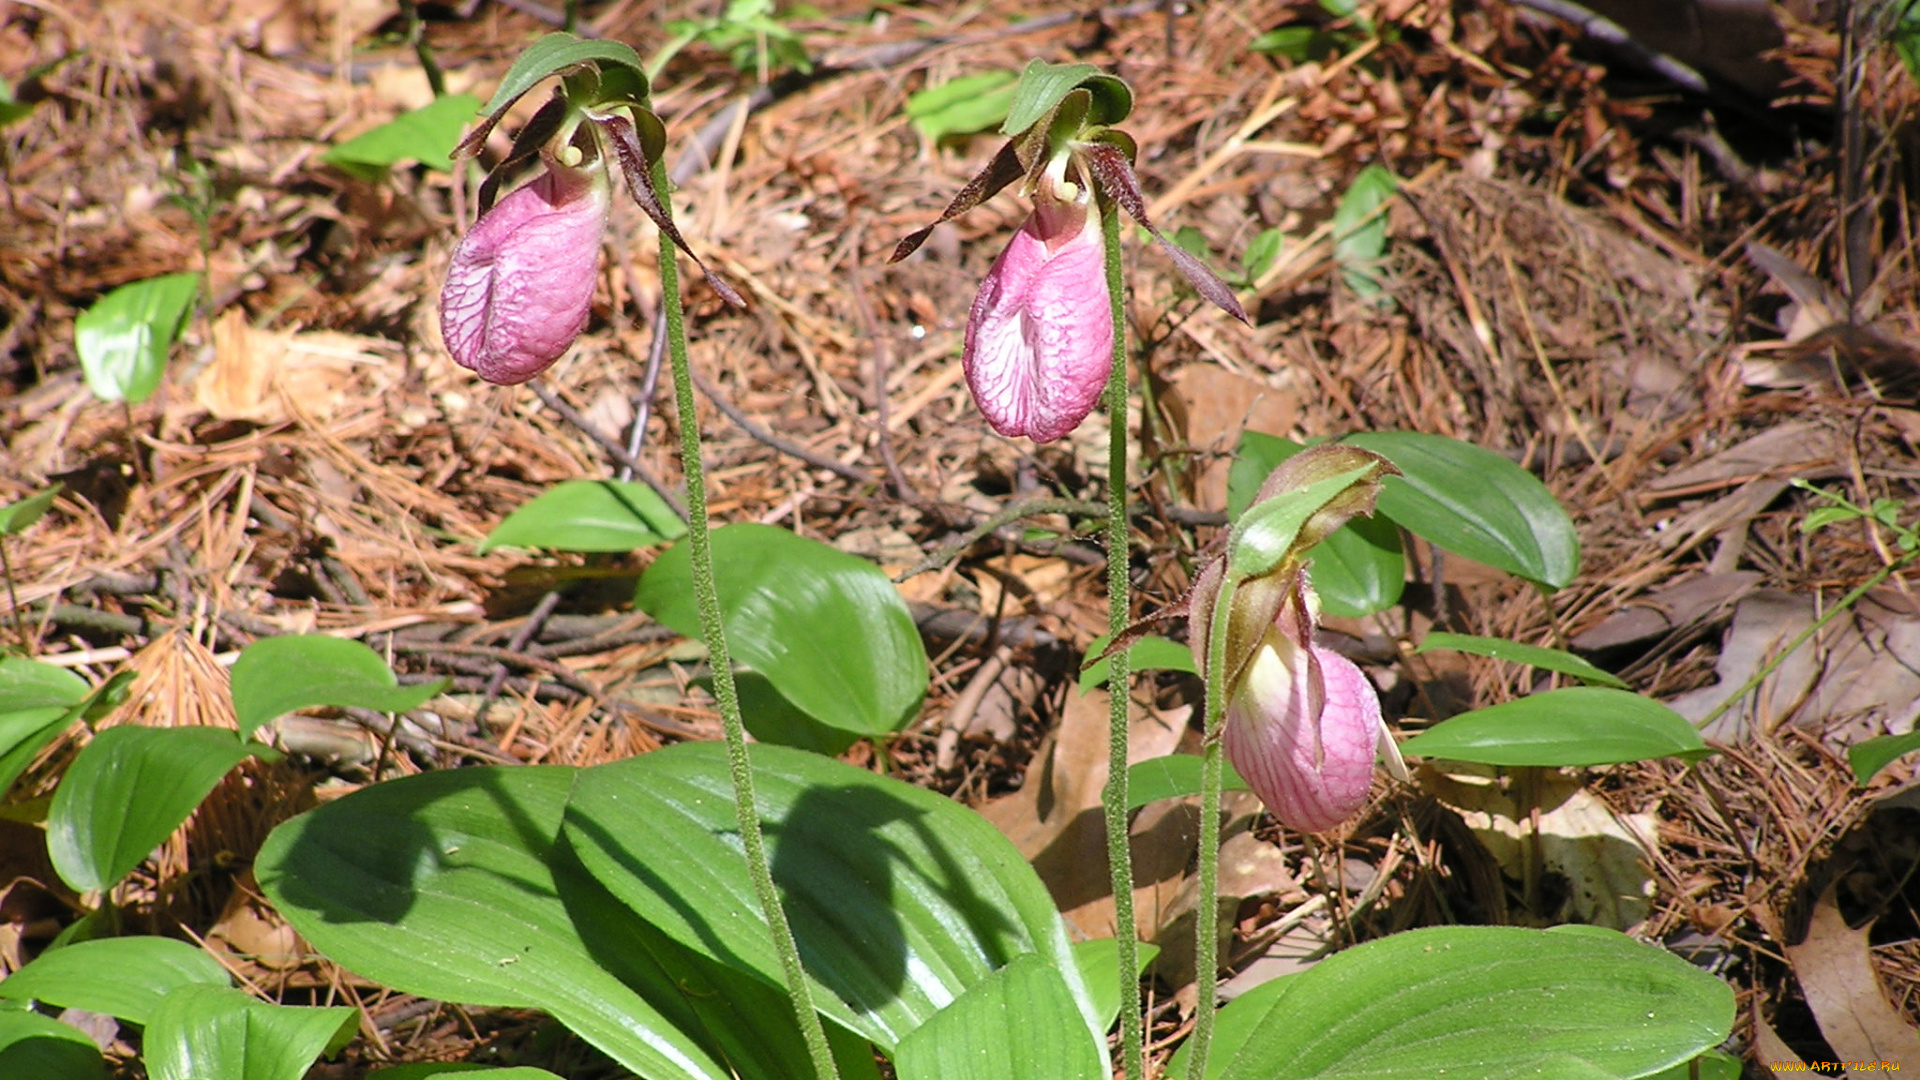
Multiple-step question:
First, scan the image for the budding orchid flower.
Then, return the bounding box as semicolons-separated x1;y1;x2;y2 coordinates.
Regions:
963;164;1112;443
1203;564;1399;831
892;60;1247;442
1188;445;1407;832
440;158;611;385
440;34;742;387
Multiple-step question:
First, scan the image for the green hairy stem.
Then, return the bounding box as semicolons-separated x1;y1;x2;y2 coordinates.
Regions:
653;158;843;1080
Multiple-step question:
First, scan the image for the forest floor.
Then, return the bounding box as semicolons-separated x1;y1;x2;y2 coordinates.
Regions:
3;0;1920;1075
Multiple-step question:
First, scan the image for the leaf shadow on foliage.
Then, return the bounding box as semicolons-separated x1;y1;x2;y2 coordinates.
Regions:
772;783;1021;1014
262;766;558;929
561;778;1021;1024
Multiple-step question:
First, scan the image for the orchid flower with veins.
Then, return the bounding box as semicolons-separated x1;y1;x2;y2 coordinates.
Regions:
439;35;741;387
892;60;1248;443
1187;445;1409;833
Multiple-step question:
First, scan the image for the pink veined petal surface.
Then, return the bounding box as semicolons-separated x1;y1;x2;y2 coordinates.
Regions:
961;210;1113;443
1223;638;1384;833
440;165;610;385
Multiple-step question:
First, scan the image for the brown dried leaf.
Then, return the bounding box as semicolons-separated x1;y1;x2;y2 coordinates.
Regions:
1784;884;1920;1063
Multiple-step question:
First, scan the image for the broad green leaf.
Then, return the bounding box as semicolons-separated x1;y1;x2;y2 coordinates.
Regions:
1647;1049;1742;1080
479;34;648;120
323;93;483;179
1125;754;1248;810
230;635;449;739
1228;432;1405;617
74;273;200;404
1331;163;1396;299
1397;687;1708;767
562;742;1098;1050
1418;631;1629;689
893;954;1104;1080
906;71;1017;140
1002;59;1129;135
1344;430;1580;590
0;483;61;535
0;657;88;713
0;669;133;799
0;1009;105;1080
366;1060;560;1068
728;670;859;755
1078;634;1197;694
144;985;355;1080
479;479;686;554
0;936;230;1024
635;524;927;736
256;765;877;1080
1300;511;1404;617
47;726;274;892
1069;937;1159;1034
1177;925;1733;1080
0;707;73;797
1848;730;1920;785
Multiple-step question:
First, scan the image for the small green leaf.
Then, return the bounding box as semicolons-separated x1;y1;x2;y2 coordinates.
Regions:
48;726;275;892
1417;631;1629;689
906;72;1017;140
479;34;649;121
1242;228;1283;282
74;273;201;404
1079;634;1199;694
893;954;1105;1080
1331;164;1397;300
230;635;448;739
1228;432;1404;617
480;479;686;553
1250;26;1334;61
635;524;927;736
1397;687;1709;767
1177;925;1732;1080
1002;59;1099;135
0;1009;105;1080
1801;504;1860;533
1848;730;1920;785
1344;430;1580;590
144;985;356;1080
1125;754;1250;810
1172;225;1210;260
1228;465;1377;581
0;937;231;1025
0;483;61;536
0;78;35;129
323;93;483;179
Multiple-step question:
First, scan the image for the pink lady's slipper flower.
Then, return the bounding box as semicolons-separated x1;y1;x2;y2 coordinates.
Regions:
892;60;1247;443
1187;445;1407;832
1199;565;1401;832
440;37;742;387
963;170;1113;443
440;160;611;386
